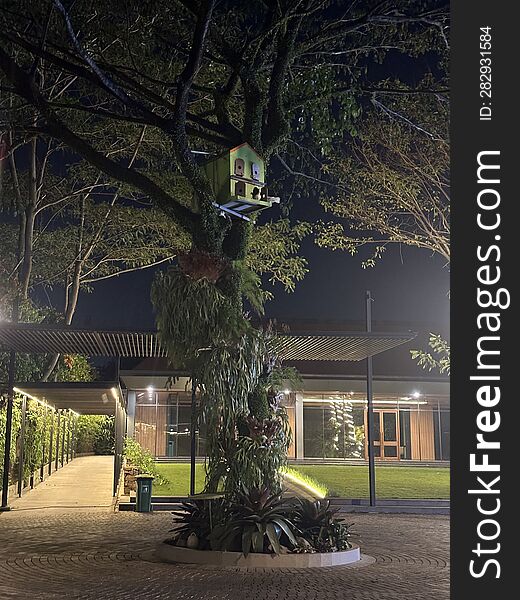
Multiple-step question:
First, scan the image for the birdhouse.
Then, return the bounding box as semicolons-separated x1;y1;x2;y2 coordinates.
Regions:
202;143;279;220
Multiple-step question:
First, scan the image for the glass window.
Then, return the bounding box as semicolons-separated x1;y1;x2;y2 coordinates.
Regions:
383;412;397;442
384;446;398;458
133;390;207;458
372;411;381;442
303;406;324;458
399;410;411;459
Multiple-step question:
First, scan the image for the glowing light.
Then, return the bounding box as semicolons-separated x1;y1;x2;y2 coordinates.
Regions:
304;397;427;406
281;469;327;499
412;391;422;399
13;387;54;410
283;389;291;395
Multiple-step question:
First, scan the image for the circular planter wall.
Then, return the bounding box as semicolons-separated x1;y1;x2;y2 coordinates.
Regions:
156;542;361;568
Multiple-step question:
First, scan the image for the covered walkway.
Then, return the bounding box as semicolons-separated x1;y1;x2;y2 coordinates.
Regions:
8;455;114;512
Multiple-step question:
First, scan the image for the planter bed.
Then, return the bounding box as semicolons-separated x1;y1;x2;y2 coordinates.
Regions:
156;541;361;568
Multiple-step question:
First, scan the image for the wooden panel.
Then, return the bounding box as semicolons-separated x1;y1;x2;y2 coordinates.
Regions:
410;411;435;461
134;405;156;455
286;407;296;459
155;404;168;457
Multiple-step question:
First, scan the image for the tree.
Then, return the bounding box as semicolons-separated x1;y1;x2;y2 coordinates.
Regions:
410;333;450;375
316;81;449;267
0;0;449;494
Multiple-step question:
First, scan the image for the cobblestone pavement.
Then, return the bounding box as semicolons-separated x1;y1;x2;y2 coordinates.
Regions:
0;506;449;600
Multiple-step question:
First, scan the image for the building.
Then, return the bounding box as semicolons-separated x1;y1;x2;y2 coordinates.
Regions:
121;322;449;464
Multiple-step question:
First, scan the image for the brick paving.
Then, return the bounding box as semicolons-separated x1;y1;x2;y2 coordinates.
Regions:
0;507;449;599
0;457;449;599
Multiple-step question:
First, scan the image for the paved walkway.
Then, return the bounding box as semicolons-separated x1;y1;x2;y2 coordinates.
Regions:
0;503;449;599
7;455;114;512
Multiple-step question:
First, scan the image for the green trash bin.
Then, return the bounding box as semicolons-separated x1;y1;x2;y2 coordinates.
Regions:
135;475;154;512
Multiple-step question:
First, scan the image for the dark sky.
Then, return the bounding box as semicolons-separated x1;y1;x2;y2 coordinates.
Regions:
72;227;449;336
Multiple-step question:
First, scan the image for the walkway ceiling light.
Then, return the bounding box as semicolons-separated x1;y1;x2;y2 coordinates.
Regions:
13;387;55;410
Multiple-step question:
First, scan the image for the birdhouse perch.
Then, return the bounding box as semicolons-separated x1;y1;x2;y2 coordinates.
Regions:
201;143;279;221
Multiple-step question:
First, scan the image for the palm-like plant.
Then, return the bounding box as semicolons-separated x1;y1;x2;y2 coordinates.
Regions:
291;498;353;552
170;498;229;550
209;486;298;556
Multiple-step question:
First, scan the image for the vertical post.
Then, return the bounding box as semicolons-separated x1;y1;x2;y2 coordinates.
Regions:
365;291;377;507
71;415;77;460
113;402;119;497
295;393;304;459
1;350;17;510
55;410;61;472
48;410;54;476
60;410;66;467
17;394;27;497
40;405;47;482
189;377;197;496
437;398;443;460
66;411;72;463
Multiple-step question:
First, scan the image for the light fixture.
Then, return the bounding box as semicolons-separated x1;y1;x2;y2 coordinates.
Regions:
13;387;55;410
412;391;422;399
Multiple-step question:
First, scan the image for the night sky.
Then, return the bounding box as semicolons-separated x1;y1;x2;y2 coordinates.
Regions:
72;215;450;336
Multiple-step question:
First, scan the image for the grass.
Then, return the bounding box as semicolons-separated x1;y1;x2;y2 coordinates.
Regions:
292;465;450;499
152;462;449;499
152;463;206;496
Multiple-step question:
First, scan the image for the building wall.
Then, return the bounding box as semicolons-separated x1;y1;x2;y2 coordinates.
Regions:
128;379;450;463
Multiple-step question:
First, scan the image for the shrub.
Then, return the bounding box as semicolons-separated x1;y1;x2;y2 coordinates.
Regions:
75;415;114;455
291;498;353;552
123;438;167;485
209;486;298;555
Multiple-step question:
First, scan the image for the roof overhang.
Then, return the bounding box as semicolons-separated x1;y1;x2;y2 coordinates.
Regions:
0;324;416;362
13;382;124;415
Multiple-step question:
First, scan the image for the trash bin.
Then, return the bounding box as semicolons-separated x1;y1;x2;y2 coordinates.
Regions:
135;474;154;512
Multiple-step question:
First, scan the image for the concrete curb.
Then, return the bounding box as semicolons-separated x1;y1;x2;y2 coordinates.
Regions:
156;542;363;568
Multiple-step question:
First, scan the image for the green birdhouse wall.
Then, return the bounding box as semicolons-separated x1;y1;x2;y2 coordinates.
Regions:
202;143;272;217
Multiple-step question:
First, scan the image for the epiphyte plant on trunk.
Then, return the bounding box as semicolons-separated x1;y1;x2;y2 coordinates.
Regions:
152;262;298;495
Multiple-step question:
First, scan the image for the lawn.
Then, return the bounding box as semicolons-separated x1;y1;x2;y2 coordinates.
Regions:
152;463;449;499
153;463;206;496
292;465;450;499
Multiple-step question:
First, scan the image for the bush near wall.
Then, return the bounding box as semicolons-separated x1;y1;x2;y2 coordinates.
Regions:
75;415;115;455
123;438;167;485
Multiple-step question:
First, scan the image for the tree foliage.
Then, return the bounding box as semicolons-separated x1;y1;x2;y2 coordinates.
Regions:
0;0;449;493
316;80;449;267
410;333;450;375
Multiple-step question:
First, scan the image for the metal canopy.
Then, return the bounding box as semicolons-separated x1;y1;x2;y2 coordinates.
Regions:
0;324;416;362
13;382;124;415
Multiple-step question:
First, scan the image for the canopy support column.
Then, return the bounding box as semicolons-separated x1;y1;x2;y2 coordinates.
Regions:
16;394;27;497
366;291;377;507
1;350;17;511
189;377;197;496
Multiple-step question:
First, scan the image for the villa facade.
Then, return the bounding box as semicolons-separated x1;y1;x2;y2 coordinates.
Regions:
121;323;450;464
